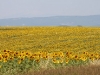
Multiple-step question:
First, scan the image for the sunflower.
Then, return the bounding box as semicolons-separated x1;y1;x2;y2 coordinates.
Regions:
65;59;69;64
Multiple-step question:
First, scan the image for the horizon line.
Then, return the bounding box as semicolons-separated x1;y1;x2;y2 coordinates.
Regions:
0;14;100;19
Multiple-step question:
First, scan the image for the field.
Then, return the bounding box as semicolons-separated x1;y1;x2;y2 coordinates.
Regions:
0;26;100;75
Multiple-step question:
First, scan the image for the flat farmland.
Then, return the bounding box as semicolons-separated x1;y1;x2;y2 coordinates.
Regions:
0;26;100;52
0;26;100;75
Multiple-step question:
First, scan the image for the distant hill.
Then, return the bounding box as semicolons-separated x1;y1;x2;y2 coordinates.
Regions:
0;15;100;26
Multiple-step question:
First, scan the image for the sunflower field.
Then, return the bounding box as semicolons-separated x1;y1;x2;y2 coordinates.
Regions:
0;26;100;75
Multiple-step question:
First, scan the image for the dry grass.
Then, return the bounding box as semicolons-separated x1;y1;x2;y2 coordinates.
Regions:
19;62;100;75
89;60;100;66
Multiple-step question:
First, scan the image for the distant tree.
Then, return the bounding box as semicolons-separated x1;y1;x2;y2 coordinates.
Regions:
77;25;82;27
58;25;69;27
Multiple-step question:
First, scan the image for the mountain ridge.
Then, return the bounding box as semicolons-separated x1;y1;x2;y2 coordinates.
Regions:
0;15;100;26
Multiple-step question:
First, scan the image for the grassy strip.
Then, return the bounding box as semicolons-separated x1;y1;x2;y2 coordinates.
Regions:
19;60;100;75
0;57;91;75
29;65;100;75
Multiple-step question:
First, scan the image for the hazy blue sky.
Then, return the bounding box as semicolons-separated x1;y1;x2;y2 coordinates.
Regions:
0;0;100;19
